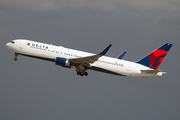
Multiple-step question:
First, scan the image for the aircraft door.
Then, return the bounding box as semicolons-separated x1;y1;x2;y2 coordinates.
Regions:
127;65;131;71
19;42;24;49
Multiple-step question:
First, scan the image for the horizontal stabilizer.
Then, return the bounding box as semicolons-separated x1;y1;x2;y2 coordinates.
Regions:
141;69;162;73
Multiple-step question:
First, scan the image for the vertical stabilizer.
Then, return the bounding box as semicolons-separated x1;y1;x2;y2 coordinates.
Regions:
136;43;173;69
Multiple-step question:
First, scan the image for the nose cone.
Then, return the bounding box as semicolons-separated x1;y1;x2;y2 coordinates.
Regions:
6;42;10;48
6;42;13;50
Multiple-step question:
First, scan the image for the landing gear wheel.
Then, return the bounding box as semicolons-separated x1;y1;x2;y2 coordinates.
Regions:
14;57;17;61
14;53;18;61
85;72;88;76
76;71;88;76
77;72;80;75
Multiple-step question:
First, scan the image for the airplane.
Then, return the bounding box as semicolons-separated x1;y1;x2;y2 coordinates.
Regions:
6;39;172;77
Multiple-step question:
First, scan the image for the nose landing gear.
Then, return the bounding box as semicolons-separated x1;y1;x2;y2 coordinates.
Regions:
14;53;19;61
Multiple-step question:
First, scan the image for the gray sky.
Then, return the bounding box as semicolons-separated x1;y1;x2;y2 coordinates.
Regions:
1;0;180;120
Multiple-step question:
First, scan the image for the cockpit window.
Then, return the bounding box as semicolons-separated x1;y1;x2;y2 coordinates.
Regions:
11;41;15;44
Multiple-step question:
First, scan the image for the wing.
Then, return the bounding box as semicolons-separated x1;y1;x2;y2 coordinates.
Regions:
116;51;127;59
69;44;112;67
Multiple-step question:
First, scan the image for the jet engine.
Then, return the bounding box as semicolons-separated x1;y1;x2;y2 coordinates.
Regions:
55;57;70;68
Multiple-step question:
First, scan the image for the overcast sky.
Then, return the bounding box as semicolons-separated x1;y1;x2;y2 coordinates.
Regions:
1;0;180;120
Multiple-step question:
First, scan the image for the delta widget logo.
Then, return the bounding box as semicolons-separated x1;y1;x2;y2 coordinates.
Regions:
27;43;30;46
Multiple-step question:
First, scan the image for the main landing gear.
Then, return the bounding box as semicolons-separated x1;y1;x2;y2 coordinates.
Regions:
77;71;88;76
14;53;19;61
76;64;88;76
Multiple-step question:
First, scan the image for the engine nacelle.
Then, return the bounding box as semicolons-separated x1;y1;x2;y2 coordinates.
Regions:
55;57;70;67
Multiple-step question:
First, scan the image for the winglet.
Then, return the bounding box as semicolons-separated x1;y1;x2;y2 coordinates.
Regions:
117;51;127;59
99;44;112;55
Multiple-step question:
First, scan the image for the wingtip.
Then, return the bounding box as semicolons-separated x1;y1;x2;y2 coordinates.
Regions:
117;51;127;59
99;44;112;55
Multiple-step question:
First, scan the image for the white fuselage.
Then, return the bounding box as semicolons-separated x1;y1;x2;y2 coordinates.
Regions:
6;39;161;77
